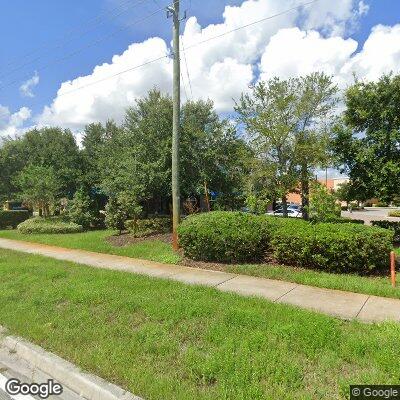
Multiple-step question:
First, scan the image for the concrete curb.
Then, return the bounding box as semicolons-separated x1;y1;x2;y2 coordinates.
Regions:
0;328;142;400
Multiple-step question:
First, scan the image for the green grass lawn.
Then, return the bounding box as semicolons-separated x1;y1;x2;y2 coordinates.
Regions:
0;249;399;400
0;229;180;264
0;229;399;300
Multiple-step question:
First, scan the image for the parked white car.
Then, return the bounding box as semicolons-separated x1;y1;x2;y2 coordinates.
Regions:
267;205;302;218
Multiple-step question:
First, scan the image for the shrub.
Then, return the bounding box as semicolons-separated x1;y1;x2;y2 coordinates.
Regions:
178;211;271;263
326;218;365;225
17;217;83;234
271;222;393;273
105;193;142;235
66;188;104;230
308;181;341;222
388;210;400;218
0;210;30;229
371;220;400;242
125;216;171;237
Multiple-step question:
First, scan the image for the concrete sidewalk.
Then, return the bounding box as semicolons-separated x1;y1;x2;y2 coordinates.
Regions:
0;238;399;323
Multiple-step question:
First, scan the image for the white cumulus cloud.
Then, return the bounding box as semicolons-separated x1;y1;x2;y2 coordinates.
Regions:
37;0;378;130
0;106;32;137
259;28;358;81
341;24;400;81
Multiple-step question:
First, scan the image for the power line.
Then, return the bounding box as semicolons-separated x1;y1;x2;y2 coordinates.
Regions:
184;0;319;51
0;0;171;90
1;0;148;76
57;0;319;98
181;39;193;98
56;55;169;98
0;0;319;119
180;70;189;101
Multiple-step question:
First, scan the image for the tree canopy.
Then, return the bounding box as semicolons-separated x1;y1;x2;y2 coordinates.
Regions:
333;74;400;203
235;73;338;217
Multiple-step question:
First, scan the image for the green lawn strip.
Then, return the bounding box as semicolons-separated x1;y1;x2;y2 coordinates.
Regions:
0;249;399;400
0;229;180;264
0;229;398;300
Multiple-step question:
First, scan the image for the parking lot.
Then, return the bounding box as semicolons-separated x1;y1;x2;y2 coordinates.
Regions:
342;207;400;225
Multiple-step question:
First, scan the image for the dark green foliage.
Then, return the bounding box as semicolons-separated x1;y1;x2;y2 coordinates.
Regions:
17;217;83;234
15;165;61;216
308;181;341;222
179;212;392;272
105;193;142;235
371;220;400;242
319;218;365;225
178;211;271;263
0;211;30;229
66;188;104;230
271;221;393;273
125;216;171;237
0;128;82;201
333;74;400;203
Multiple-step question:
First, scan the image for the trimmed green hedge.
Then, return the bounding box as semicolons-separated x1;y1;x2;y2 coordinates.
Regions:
271;221;393;273
125;216;171;237
18;217;83;234
178;212;393;272
371;220;400;242
178;211;270;263
328;218;365;225
0;210;30;229
388;210;400;217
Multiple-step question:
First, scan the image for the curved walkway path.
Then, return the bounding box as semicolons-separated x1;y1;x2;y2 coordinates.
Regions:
0;238;399;323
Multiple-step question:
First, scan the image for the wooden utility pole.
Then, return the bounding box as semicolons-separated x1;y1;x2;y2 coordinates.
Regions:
168;0;181;250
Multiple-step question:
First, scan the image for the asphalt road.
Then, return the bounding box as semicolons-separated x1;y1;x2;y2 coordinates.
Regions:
342;207;400;225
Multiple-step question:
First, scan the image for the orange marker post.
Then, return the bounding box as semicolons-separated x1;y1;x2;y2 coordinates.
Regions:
390;251;396;288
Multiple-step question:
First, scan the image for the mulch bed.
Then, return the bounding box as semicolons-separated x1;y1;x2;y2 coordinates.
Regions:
105;232;172;247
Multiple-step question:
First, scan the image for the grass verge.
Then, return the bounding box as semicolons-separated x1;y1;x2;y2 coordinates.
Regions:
0;248;399;400
0;229;398;300
0;229;180;264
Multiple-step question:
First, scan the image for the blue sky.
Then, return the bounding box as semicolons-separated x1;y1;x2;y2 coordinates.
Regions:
0;0;400;137
0;0;241;114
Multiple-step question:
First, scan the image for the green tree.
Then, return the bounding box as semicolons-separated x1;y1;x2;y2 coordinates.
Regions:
100;89;248;215
235;73;338;218
66;187;104;230
0;127;82;202
293;73;338;220
0;138;26;201
81;123;105;188
308;181;341;222
105;192;143;235
16;165;61;217
123;89;173;203
335;182;353;207
235;78;299;216
181;99;249;209
333;74;400;203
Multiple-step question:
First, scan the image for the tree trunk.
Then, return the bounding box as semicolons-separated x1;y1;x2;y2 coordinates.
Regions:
281;196;288;218
204;181;211;212
301;164;310;220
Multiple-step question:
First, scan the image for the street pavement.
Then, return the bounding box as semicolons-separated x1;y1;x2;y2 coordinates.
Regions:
342;207;400;225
